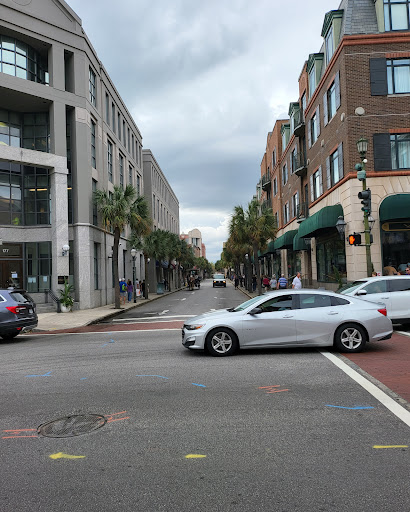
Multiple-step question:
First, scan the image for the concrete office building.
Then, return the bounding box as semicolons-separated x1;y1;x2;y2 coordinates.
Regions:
259;0;410;288
0;0;146;309
142;149;180;291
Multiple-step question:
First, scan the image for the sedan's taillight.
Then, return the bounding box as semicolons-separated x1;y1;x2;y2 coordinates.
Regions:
6;306;24;315
377;308;387;316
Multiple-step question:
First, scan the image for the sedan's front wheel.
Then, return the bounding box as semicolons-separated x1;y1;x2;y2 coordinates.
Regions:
206;328;238;357
334;324;367;353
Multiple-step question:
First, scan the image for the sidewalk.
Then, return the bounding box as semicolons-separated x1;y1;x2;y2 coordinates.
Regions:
35;289;181;332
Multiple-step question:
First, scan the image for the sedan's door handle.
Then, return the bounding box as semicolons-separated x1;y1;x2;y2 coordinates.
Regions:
380;297;389;299
283;314;293;318
327;312;339;315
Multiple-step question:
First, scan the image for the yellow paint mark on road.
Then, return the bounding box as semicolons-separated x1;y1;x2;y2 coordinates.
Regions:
373;445;408;449
185;454;207;459
49;452;86;459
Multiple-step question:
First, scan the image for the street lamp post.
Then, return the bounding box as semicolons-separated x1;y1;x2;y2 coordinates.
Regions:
356;137;373;277
131;248;137;303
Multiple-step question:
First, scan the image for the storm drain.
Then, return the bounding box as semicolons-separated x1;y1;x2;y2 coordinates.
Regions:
38;414;107;438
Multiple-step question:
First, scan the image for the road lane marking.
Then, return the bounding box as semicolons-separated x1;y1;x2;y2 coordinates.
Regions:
26;371;52;377
325;405;374;410
321;351;410;428
159;310;170;315
373;445;408;449
135;375;169;379
49;452;85;460
185;454;206;459
396;331;410;337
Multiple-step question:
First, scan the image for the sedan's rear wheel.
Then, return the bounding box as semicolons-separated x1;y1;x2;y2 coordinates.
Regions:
206;328;238;357
334;324;367;353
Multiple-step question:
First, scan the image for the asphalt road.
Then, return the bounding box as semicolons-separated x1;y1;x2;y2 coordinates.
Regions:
1;280;409;511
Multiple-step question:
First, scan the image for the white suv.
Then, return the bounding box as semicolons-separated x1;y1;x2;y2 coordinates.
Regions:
339;276;410;324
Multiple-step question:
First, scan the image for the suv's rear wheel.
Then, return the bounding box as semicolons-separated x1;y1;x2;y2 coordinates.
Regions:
334;324;367;353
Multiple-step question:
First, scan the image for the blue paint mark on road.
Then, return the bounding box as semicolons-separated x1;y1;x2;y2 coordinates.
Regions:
26;371;52;378
325;405;374;410
135;375;169;379
192;383;206;388
109;339;115;343
80;378;87;380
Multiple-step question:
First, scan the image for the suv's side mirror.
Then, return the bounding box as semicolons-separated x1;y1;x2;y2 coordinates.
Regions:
249;307;262;315
356;289;367;296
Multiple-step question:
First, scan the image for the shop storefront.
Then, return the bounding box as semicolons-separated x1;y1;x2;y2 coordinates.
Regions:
273;230;298;278
380;194;410;274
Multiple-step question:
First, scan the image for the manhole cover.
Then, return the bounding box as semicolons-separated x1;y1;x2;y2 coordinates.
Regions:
38;414;107;438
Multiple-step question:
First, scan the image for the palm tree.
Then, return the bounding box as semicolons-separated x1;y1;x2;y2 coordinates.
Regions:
94;185;151;309
229;198;277;296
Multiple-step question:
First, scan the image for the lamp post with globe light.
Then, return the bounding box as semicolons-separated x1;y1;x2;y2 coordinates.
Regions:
356;137;373;277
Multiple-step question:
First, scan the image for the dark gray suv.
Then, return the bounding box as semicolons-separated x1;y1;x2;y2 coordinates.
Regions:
0;289;38;340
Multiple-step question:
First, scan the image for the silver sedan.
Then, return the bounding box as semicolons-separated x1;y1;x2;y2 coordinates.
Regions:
182;289;393;356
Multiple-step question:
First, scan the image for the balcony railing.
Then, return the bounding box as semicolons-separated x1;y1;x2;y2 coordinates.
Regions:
292;152;307;177
261;198;272;212
292;109;305;137
261;173;271;191
296;202;309;223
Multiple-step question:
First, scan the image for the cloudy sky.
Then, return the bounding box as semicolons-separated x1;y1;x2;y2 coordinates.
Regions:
67;0;333;262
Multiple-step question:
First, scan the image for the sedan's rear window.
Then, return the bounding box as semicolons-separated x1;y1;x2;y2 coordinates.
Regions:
9;292;32;303
390;279;410;292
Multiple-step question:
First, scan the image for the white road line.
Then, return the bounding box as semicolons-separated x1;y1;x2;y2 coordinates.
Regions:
159;310;170;315
396;331;410;337
321;351;410;428
181;298;186;301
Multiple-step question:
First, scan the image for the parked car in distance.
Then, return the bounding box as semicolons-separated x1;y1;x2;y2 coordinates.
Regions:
213;273;226;288
182;289;392;356
338;275;410;324
0;289;38;340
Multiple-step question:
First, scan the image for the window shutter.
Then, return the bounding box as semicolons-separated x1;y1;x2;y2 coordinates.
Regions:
370;58;388;96
373;133;391;171
335;71;341;110
307;120;312;148
318;166;323;195
326;156;331;189
338;143;344;181
323;91;328;127
310;174;314;202
316;106;321;137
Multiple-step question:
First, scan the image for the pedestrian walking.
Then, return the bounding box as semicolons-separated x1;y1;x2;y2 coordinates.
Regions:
127;279;133;302
270;275;277;290
277;274;288;289
292;271;302;290
262;275;270;290
119;278;127;305
234;275;239;289
140;280;145;298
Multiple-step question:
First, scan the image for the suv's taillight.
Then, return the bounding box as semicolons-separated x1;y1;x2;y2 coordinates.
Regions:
6;306;24;315
377;308;387;316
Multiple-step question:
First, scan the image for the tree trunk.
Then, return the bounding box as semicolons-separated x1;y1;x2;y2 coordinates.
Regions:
113;227;121;309
253;243;262;296
144;253;149;299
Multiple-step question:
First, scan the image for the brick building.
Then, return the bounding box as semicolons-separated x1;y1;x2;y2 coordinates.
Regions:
259;0;410;288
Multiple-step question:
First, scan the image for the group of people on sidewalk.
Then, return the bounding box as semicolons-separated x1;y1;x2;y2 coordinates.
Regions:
118;278;145;305
261;272;302;291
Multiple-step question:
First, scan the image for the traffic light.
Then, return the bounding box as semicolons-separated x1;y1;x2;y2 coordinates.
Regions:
348;233;362;246
358;188;371;214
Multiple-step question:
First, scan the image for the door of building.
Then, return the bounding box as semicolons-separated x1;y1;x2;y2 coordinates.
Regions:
0;243;23;288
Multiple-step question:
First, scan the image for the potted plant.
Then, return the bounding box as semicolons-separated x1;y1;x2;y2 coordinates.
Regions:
59;280;74;313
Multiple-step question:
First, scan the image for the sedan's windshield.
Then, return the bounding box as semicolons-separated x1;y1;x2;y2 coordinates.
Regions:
232;296;262;312
338;280;368;294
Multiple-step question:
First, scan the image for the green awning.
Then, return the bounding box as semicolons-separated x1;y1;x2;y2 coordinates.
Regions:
273;229;298;250
380;194;410;223
298;204;343;238
293;231;309;251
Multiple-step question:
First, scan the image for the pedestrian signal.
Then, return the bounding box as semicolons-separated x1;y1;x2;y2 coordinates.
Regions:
348;233;362;246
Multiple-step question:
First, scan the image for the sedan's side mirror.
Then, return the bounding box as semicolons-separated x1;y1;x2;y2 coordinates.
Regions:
356;290;367;296
249;307;262;315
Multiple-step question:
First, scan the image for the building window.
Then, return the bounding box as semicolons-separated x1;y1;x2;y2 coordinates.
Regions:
391;134;410;169
282;163;288;185
307;54;324;99
112;103;115;133
0;35;49;85
127;128;130;152
122;121;126;147
291;148;297;174
326;145;344;188
384;0;410;31
323;72;340;126
91;120;96;168
94;243;99;290
25;242;52;293
89;67;96;106
301;92;306;113
274;211;279;228
309;108;320;147
92;179;98;226
283;202;290;224
132;134;135;159
325;26;334;64
387;59;410;94
309;68;316;99
0;110;50;153
273;177;278;196
153;194;156;219
137;174;141;196
129;165;133;185
311;167;323;201
107;140;113;183
292;192;299;218
118;114;121;141
105;93;110;124
119;154;124;187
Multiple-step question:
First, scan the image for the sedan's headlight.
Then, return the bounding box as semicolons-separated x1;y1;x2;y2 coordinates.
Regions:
184;324;205;330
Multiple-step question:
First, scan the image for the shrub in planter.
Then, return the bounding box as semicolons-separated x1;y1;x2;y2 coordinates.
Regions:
59;280;74;312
